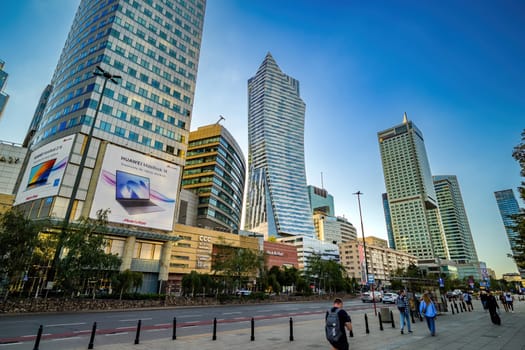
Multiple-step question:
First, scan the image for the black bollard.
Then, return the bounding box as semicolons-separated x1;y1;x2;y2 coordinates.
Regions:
364;314;370;334
390;311;395;328
462;301;467;312
289;317;294;341
460;302;464;313
451;302;455;315
410;311;415;324
212;317;217;341
88;322;97;349
250;317;255;341
134;319;142;345
172;317;177;340
454;302;459;313
378;312;384;331
33;325;43;350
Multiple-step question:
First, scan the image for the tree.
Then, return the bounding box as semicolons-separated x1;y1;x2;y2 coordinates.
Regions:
511;130;525;269
113;270;143;299
56;210;121;296
0;209;43;299
211;243;260;292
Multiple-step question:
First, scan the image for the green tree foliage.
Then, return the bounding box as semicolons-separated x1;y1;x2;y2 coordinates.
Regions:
511;130;525;269
0;209;44;298
304;254;348;293
211;244;260;291
112;269;143;299
56;210;121;296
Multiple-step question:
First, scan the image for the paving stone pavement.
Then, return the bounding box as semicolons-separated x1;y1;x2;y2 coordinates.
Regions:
72;299;525;350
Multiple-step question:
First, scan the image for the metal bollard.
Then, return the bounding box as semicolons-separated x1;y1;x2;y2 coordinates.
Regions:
88;322;97;349
378;312;384;331
410;311;415;323
364;314;369;334
454;302;459;313
172;317;177;340
289;317;294;341
390;311;395;328
33;325;43;350
250;317;255;341
212;317;217;341
451;302;455;314
134;319;142;345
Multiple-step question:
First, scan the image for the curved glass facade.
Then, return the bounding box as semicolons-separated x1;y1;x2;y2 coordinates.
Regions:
244;53;315;238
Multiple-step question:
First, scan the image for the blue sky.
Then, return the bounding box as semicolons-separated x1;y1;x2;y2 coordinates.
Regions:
1;0;524;277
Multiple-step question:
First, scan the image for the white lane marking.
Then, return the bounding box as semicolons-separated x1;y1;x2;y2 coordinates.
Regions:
146;329;165;333
256;310;272;313
47;322;86;327
73;330;91;334
52;337;80;341
0;343;23;347
222;312;242;315
105;332;128;337
181;325;197;328
119;317;152;322
22;334;50;338
176;314;202;318
116;326;133;330
154;323;170;327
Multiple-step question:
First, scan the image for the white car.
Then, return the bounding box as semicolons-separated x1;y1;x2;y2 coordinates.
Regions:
361;291;382;303
382;292;399;304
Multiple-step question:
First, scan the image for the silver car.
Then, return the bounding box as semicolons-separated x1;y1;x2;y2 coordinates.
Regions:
382;292;399;304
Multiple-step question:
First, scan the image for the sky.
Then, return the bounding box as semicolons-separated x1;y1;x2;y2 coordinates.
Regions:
1;0;524;278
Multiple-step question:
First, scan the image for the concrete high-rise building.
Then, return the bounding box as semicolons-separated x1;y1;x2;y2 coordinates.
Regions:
307;185;335;216
382;193;395;249
313;214;341;244
336;216;358;243
434;175;480;279
12;0;206;293
244;53;315;238
182;124;245;232
494;189;521;257
0;141;27;214
378;114;449;265
0;59;9;119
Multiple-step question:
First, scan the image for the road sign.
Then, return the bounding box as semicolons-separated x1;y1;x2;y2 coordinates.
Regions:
367;274;375;284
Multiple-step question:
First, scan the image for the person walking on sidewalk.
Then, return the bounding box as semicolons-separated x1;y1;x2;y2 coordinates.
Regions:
420;292;437;336
325;298;353;350
397;290;412;334
500;293;509;312
487;292;501;325
505;292;514;312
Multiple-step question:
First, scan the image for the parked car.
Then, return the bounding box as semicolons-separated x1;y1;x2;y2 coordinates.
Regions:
361;291;382;303
235;289;252;296
382;292;399;304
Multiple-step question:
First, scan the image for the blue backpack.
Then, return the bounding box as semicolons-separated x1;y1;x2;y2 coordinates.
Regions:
325;309;343;343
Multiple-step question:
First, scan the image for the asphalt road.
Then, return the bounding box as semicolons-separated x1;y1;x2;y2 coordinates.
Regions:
0;298;381;349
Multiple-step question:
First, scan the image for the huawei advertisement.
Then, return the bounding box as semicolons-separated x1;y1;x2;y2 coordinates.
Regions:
89;144;181;231
14;136;74;205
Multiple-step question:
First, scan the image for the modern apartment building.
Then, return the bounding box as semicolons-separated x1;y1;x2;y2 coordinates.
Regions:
313;213;342;244
378;114;449;265
181;123;245;232
434;175;480;279
13;0;206;293
0;59;9;119
339;237;418;288
278;235;339;270
494;189;521;256
308;185;335;216
244;53;315;238
0;141;27;214
337;216;358;243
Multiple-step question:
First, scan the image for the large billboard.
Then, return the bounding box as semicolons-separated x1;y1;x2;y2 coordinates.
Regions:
14;136;74;205
89;144;181;231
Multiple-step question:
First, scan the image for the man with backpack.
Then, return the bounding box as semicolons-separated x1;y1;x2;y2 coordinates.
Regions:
325;298;353;350
397;290;412;334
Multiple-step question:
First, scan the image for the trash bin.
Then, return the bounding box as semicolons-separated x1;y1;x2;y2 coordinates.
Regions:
380;308;391;322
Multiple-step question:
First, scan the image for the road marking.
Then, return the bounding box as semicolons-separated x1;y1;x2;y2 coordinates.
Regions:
146;329;165;333
234;317;245;320
73;330;91;334
256;310;272;313
22;334;50;338
116;326;133;330
176;314;202;318
217;318;225;321
181;325;197;328
52;337;80;341
222;312;242;315
47;322;86;327
119;318;152;322
154;323;170;327
0;343;23;347
105;332;128;337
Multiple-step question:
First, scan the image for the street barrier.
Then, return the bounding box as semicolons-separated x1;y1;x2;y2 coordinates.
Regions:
250;317;255;341
212;317;217;341
88;322;97;349
364;313;369;334
378;312;384;331
390;311;395;328
289;317;294;341
172;317;177;340
134;319;141;345
32;325;43;350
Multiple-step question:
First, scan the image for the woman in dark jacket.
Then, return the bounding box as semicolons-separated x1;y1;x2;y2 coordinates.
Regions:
486;292;500;325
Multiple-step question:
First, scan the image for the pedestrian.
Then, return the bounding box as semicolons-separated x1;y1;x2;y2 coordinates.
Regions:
397;290;412;334
480;291;488;311
463;292;473;311
505;292;514;312
499;293;508;312
325;298;352;350
486;292;501;325
419;292;437;336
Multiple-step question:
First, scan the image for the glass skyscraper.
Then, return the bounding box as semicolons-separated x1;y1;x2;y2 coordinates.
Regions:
244;53;315;238
0;59;9;120
494;189;521;256
382;193;396;249
378;114;449;263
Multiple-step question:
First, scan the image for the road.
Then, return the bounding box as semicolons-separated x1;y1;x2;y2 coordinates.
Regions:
0;298;380;349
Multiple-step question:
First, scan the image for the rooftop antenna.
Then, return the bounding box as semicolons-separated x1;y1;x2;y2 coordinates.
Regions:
321;172;324;189
216;115;225;124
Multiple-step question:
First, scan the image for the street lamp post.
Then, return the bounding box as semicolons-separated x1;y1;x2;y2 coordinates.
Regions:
47;66;121;284
354;191;377;316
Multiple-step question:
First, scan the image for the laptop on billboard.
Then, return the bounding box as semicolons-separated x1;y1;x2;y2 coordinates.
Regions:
115;170;164;215
26;159;57;189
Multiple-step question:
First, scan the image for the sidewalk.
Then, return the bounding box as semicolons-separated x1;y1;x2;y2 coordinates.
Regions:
72;300;525;350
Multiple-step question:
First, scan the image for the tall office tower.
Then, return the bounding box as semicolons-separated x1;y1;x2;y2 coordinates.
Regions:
0;59;9;119
244;53;315;238
434;175;480;279
336;216;358;242
378;114;449;264
494;189;521;256
382;193;395;249
307;185;335;216
181;124;246;232
13;0;206;292
23;85;53;147
313;214;342;244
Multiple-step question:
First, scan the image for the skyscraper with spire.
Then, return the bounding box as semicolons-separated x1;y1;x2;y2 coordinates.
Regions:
244;53;315;238
378;114;450;267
